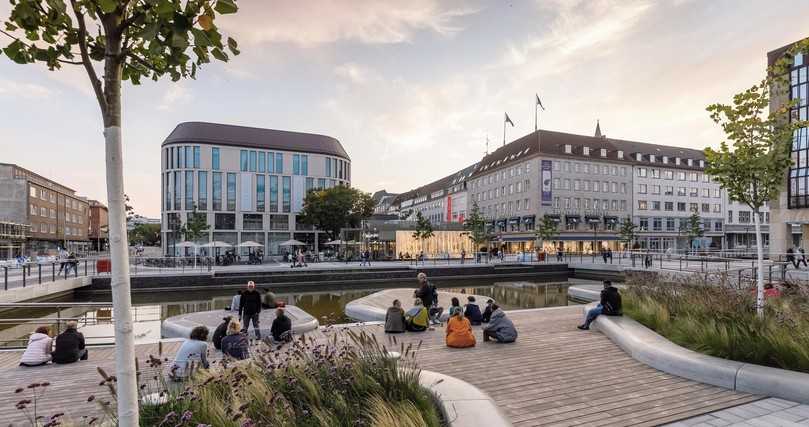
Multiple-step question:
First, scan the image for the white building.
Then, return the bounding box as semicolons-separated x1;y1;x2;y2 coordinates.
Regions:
160;122;351;257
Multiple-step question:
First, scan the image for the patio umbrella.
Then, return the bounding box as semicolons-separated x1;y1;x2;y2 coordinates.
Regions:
238;241;264;248
323;240;344;245
174;241;198;268
201;241;232;248
279;239;306;246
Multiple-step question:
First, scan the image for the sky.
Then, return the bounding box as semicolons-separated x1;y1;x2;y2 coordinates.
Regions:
1;0;807;218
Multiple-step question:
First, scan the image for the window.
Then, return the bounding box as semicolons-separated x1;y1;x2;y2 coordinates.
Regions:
601;148;607;157
664;202;673;211
702;188;710;197
177;146;183;168
185;170;194;210
637;168;647;177
651;169;660;179
282;176;291;213
677;202;686;211
563;162;570;172
174;171;181;210
50;208;56;218
249;151;257;172
243;214;263;230
276;153;284;173
301;155;308;175
621;183;626;193
256;175;265;212
226;173;236;211
639;218;649;231
653;218;662;231
269;176;278;212
620;200;627;211
713;203;721;213
553;178;560;189
652;201;661;211
611;182;617;193
563;179;570;190
690;203;699;212
198;171;207;210
293;154;301;175
689;172;697;181
30;204;36;215
215;213;236;230
714;220;723;232
652;185;660;195
212;148;220;170
41;223;47;233
666;217;675;231
240;150;248;171
714;189;721;198
524;179;530;191
193;146;200;168
564;144;572;154
617;150;624;159
638;200;648;210
638;184;647;194
690;187;698;197
29;186;37;198
185;146;193;168
212;172;222;211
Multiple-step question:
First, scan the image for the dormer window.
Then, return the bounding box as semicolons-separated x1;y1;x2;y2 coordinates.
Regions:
687;159;693;167
675;157;681;165
600;148;607;157
663;156;668;164
699;160;704;168
617;150;624;159
636;153;642;161
650;155;656;163
583;146;590;156
564;144;572;154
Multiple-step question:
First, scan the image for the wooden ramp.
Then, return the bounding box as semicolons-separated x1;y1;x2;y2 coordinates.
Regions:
0;306;759;426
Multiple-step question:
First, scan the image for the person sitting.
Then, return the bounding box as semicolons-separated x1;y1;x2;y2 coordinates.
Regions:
483;305;517;343
212;316;232;351
51;321;87;364
404;299;429;332
384;299;406;333
450;297;461;313
481;299;494;323
270;308;293;343
171;326;210;379
578;280;622;330
19;326;53;367
464;296;483;326
220;320;250;360
262;290;278;309
446;307;476;348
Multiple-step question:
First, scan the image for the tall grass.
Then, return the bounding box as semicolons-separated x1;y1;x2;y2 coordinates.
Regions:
623;273;809;373
139;330;442;427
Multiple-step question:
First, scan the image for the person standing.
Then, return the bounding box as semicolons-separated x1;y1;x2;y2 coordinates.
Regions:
800;248;808;268
460;249;466;265
51;321;87;364
238;281;262;339
414;273;434;308
787;248;797;269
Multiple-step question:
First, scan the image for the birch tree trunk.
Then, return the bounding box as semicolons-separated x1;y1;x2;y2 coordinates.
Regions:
753;207;765;317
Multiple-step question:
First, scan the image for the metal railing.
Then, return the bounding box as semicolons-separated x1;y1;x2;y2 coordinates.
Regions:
0;302;118;348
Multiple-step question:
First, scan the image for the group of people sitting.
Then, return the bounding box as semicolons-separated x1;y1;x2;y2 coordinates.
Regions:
19;321;88;367
383;273;518;348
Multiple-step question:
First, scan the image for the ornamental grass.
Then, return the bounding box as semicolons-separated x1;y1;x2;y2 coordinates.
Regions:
623;273;809;373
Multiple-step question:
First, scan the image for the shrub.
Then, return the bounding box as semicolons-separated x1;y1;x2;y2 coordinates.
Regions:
623;273;809;373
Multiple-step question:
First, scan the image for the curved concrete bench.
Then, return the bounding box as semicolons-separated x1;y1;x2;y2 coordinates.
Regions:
345;288;493;323
420;370;512;427
162;305;319;340
583;303;809;404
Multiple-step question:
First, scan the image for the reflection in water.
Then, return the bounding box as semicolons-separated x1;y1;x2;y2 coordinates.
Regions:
0;279;571;347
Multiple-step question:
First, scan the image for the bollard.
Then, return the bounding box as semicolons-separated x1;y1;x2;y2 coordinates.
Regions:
38;264;42;284
22;265;26;287
52;263;55;282
84;260;88;276
3;266;7;291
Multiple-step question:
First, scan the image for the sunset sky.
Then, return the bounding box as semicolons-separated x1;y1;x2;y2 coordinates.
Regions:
1;0;807;217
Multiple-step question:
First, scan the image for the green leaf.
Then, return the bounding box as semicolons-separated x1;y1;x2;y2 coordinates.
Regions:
214;0;238;14
156;0;175;18
141;22;160;41
191;28;212;47
99;0;117;13
227;37;238;50
4;22;17;32
3;39;29;64
211;47;228;61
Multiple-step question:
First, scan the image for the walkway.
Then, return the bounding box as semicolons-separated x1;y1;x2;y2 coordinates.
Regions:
0;306;761;426
664;398;809;426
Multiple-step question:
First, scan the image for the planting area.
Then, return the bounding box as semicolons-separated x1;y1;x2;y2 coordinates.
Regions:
623;274;809;373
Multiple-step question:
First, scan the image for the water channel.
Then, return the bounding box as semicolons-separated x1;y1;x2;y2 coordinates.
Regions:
0;278;577;348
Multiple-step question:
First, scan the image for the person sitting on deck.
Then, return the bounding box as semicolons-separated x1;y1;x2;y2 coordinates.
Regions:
482;305;517;343
450;297;461;314
221;320;250;360
405;299;429;332
19;326;53;367
481;299;494;323
212;316;232;351
270;308;293;343
578;280;622;330
262;290;279;309
384;299;406;333
446;307;476;348
51;321;87;364
171;326;210;380
464;296;483;326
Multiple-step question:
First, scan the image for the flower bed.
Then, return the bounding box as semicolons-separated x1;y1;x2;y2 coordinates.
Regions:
140;331;442;426
623;273;809;374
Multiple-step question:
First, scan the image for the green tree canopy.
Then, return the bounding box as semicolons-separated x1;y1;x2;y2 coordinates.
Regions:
129;223;160;246
412;211;433;255
299;186;375;240
179;204;209;241
679;212;704;244
535;216;559;248
618;216;637;247
463;202;487;250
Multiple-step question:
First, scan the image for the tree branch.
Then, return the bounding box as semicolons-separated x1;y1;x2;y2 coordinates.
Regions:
69;0;107;115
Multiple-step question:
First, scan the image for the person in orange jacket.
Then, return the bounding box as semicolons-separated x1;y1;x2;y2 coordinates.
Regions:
445;307;476;348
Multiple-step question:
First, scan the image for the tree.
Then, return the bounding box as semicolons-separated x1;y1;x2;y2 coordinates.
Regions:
679;212;704;252
412;211;433;257
1;1;240;422
534;216;559;253
124;193;134;222
178;204;209;242
129;223;160;246
705;39;809;316
463;202;487;259
618;216;637;249
299;186;375;240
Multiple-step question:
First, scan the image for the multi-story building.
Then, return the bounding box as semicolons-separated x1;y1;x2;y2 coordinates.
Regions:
393;163;477;224
88;200;109;251
160;122;351;257
769;39;809;256
0;163;90;256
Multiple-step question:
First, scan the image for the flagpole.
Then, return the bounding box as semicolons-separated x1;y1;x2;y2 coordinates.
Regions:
503;119;506;147
534;102;538;132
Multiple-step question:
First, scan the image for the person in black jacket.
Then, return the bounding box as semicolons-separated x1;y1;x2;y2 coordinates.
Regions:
212;316;232;350
239;281;263;339
463;296;483;325
413;273;434;308
481;299;494;323
578;281;622;330
51;321;87;364
270;308;292;343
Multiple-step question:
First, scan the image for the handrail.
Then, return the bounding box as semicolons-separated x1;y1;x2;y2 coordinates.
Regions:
0;302;112;308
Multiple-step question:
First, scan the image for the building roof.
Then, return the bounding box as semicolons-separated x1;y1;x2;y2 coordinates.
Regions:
767;38;809;67
470;128;706;179
392;162;478;206
162;122;350;160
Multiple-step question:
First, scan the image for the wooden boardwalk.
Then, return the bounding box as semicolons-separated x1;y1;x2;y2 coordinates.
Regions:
0;306;760;426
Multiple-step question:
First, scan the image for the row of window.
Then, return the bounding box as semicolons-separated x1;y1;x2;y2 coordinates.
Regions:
29;204;85;223
30;222;83;236
727;210;769;224
637;168;711;182
636;217;723;233
788;59;809;208
239;150;288;174
554;161;627;177
470;162;532;190
166;146;202;170
479;198;533;218
552;197;627;212
167;212;293;231
638;185;721;198
554;179;625;194
473;180;531;203
28;186;86;212
637;200;721;213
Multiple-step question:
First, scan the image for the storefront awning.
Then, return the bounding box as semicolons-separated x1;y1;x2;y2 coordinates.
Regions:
508;217;521;224
501;235;536;242
585;215;601;223
604;216;619;224
556;235;620;241
496;219;506;226
544;214;561;223
565;215;581;224
522;215;536;223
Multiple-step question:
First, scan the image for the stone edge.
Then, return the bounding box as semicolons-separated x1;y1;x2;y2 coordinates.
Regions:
419;370;512;427
582;302;809;404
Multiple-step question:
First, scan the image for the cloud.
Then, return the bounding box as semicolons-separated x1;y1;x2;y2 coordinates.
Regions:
219;0;477;46
334;62;378;84
157;85;192;111
0;79;54;99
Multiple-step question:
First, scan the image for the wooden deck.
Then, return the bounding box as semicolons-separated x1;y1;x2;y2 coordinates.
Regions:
0;306;760;426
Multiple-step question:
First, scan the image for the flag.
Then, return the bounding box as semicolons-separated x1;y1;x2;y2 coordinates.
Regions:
536;94;545;110
504;112;514;127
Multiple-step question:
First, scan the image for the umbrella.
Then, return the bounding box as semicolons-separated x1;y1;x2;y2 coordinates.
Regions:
201;241;232;248
175;241;198;268
323;240;344;245
238;241;264;248
279;239;306;246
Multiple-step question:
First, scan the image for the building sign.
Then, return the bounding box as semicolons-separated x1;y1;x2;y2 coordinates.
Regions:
446;195;452;222
541;160;552;206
